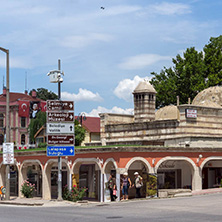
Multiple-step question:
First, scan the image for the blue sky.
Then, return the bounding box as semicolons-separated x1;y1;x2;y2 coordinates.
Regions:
0;0;222;116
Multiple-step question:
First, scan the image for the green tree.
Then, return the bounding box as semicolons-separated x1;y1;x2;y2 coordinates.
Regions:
151;47;205;108
151;35;222;108
204;36;222;86
74;119;86;146
29;111;46;143
29;88;58;101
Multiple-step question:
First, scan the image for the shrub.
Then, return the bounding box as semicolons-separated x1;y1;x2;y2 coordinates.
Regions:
21;180;36;198
38;142;47;148
63;185;87;202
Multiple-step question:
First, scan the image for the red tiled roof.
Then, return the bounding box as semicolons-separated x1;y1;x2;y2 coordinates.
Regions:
0;92;42;103
75;116;100;133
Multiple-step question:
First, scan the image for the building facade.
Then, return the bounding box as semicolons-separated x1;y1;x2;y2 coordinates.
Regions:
1;81;222;201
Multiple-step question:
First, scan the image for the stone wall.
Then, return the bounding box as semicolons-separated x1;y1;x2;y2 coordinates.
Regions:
100;105;222;147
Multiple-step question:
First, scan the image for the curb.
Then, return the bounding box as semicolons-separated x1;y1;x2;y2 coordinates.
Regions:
0;201;44;206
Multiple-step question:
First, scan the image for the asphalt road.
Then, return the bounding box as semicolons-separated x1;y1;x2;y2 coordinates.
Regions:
1;193;222;222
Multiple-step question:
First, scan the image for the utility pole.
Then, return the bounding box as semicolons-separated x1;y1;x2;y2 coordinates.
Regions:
0;47;10;200
57;59;62;201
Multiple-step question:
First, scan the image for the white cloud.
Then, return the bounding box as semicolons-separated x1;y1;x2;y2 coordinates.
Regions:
61;89;103;102
61;33;114;48
119;54;171;70
114;75;151;102
150;2;191;15
85;106;134;117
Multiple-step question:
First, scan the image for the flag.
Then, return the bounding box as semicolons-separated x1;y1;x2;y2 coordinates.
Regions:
40;101;47;112
19;101;30;117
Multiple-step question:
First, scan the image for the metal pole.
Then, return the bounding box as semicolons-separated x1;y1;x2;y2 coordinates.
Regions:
57;59;62;201
0;47;10;200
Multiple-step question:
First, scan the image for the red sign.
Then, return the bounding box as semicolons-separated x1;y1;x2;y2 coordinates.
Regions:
47;135;74;145
47;100;74;111
186;109;197;118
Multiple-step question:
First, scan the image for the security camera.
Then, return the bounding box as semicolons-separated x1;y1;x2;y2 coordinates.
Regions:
59;77;63;82
199;154;203;159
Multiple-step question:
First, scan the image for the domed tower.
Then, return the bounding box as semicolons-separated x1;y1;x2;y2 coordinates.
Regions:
133;80;157;122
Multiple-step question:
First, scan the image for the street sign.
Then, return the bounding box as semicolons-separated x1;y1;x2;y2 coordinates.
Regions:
47;112;74;122
47;100;74;111
47;123;74;134
47;135;74;145
3;143;14;154
47;146;75;156
3;153;14;164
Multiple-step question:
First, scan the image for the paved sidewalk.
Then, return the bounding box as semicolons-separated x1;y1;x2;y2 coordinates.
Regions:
192;187;222;196
0;197;83;207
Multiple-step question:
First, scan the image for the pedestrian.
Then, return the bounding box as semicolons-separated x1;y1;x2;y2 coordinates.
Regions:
108;173;117;201
133;172;143;198
121;172;131;200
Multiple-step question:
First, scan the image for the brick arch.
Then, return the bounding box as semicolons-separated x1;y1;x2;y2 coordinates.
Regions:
20;159;43;172
125;157;152;173
200;156;222;170
43;159;70;200
72;158;102;174
103;158;118;174
155;156;196;171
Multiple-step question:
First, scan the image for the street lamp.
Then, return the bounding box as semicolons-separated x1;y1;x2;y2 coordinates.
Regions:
77;112;87;127
47;59;64;201
0;47;10;200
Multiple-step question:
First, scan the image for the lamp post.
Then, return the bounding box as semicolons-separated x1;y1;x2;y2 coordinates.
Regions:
77;112;87;127
47;59;64;201
0;47;10;200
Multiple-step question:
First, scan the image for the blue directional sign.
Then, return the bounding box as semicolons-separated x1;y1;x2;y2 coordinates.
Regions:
47;146;75;157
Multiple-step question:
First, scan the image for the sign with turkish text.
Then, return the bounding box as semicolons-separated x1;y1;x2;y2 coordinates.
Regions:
47;146;75;157
3;142;14;154
47;112;74;122
47;135;74;145
47;100;74;111
185;109;197;118
47;123;74;134
3;153;14;164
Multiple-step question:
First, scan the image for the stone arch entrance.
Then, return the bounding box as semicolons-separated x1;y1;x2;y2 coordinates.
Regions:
103;158;118;202
44;159;70;199
72;158;102;201
155;157;196;190
20;160;43;197
0;163;19;197
125;157;152;199
200;157;222;189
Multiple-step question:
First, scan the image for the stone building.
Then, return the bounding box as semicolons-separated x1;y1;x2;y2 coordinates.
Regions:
1;81;222;201
100;82;222;148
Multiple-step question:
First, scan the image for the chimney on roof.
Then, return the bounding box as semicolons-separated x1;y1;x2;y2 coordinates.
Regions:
3;86;6;96
25;90;28;95
32;90;37;98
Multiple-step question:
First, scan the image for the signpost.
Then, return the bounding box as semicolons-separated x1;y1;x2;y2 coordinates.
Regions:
46;98;74;201
3;143;14;165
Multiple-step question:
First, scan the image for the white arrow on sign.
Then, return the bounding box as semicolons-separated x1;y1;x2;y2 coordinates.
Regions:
47;123;74;134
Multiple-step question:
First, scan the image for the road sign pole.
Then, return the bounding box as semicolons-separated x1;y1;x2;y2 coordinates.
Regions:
57;59;63;201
